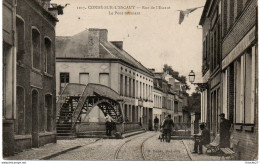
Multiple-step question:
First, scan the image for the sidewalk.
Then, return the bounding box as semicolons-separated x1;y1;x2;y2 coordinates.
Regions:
182;140;222;161
4;138;99;160
4;130;146;160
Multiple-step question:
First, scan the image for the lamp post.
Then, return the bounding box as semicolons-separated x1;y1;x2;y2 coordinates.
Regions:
188;70;208;91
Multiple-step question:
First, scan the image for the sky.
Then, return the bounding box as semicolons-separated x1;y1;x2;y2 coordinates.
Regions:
52;0;206;94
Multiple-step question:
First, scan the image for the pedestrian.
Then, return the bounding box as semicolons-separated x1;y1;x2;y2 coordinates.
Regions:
219;113;231;148
105;114;113;136
154;116;159;132
161;114;174;143
125;116;129;123
192;123;210;154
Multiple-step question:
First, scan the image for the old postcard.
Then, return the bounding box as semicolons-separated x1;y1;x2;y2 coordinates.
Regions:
2;0;258;162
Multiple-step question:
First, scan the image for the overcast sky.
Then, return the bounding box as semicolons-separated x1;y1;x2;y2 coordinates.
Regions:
52;0;206;93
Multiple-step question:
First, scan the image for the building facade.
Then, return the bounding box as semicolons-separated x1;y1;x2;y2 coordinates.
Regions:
200;0;258;160
3;0;62;156
3;0;17;156
56;29;154;130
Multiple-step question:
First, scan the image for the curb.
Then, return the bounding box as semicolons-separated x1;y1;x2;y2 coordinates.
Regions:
40;145;82;160
40;138;101;160
182;140;194;161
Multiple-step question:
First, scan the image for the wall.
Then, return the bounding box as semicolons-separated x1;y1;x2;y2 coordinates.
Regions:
222;0;257;59
14;0;57;153
56;61;119;95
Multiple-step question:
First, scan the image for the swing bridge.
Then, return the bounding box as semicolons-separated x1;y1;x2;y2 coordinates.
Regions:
56;83;125;138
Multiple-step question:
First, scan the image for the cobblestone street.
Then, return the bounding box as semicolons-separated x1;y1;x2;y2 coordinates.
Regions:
49;132;192;160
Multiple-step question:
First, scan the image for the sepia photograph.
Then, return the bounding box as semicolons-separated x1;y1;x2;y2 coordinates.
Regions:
2;0;258;162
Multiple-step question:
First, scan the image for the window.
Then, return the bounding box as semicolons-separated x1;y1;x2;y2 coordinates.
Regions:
99;73;109;87
140;82;142;98
44;38;52;73
235;57;243;123
129;78;132;97
32;90;39;137
233;48;256;125
60;73;69;93
146;84;148;100
16;17;25;62
16;86;25;135
133;79;135;98
136;80;138;98
32;28;41;69
143;83;145;99
45;94;53;132
244;48;255;124
79;73;89;85
125;76;128;96
120;75;123;96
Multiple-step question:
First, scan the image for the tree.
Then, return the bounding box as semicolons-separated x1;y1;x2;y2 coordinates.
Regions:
184;92;201;113
163;64;190;90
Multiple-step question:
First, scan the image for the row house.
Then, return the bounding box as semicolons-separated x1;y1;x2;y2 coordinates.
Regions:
200;0;258;160
165;74;188;124
151;72;180;128
55;29;154;130
3;0;62;156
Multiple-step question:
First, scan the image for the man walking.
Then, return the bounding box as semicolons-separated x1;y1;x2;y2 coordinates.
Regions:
219;113;231;148
162;114;174;143
105;114;113;136
154;116;159;132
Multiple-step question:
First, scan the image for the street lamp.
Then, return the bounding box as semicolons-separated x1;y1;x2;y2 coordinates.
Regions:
188;70;195;83
188;70;208;91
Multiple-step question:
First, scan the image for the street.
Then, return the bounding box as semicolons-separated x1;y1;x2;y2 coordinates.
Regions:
50;132;191;160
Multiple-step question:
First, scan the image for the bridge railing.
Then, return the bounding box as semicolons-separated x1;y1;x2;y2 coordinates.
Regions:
173;122;192;136
56;83;87;117
71;86;89;129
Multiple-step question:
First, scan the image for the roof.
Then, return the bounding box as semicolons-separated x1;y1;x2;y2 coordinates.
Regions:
199;0;211;25
56;29;153;76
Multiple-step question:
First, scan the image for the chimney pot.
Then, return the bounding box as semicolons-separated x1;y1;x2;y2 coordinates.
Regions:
111;41;123;50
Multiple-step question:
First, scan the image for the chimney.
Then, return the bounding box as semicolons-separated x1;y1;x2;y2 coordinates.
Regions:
87;28;108;57
88;28;100;57
99;29;108;42
111;41;123;50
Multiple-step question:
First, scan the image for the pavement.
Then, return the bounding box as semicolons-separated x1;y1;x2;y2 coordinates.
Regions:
4;138;99;160
182;139;222;161
3;130;146;160
4;132;225;161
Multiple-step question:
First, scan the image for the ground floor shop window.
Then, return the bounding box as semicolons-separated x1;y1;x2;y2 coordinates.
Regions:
234;46;256;124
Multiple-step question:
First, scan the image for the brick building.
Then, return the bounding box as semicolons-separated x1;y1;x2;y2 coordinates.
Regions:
55;28;154;131
200;0;258;160
3;0;62;156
